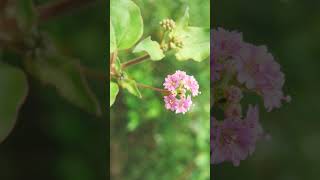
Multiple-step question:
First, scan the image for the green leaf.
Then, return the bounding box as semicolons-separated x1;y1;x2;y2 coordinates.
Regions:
110;23;116;53
110;81;119;107
111;0;143;50
173;8;210;62
133;36;165;61
15;0;37;31
118;74;141;98
0;63;28;143
25;53;102;116
175;27;210;61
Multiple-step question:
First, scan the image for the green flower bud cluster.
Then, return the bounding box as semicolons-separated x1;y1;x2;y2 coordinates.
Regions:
159;19;183;52
169;34;183;49
159;19;176;31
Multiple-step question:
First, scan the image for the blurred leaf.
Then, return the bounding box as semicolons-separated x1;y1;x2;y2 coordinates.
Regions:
15;0;37;31
110;23;116;53
0;63;28;143
133;36;164;61
174;8;210;62
118;74;142;98
110;81;119;107
111;0;143;50
25;53;101;116
127;111;140;131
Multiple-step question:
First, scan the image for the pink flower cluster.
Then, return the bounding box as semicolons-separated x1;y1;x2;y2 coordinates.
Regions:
211;28;290;166
211;105;265;166
163;70;199;114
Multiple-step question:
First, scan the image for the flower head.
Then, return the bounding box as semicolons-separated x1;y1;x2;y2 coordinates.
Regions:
163;70;199;114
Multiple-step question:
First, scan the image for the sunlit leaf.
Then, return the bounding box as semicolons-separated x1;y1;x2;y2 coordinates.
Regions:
175;26;210;61
0;63;28;143
110;81;119;107
111;0;143;50
173;8;210;62
133;36;164;61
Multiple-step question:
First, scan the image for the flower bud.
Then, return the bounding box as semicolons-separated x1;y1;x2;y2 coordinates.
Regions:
159;18;176;31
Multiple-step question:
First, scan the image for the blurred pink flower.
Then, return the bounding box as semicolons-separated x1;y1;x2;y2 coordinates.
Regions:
211;27;290;166
213;28;243;60
211;105;262;166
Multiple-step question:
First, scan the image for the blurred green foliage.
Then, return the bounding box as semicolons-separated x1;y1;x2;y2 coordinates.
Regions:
213;0;320;179
110;0;210;179
0;1;107;179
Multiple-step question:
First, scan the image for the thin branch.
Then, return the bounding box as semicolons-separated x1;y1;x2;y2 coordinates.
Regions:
38;0;96;22
136;83;170;95
121;54;150;69
110;50;118;76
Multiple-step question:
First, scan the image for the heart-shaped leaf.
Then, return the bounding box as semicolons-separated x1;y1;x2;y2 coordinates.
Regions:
133;36;164;61
111;0;143;51
25;53;102;116
0;63;28;143
110;81;119;107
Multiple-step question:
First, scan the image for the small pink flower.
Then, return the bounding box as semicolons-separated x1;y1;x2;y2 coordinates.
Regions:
184;75;200;96
163;70;199;114
175;96;192;114
164;95;178;111
163;75;180;92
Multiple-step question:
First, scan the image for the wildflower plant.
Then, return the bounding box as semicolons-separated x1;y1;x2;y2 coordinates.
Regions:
211;28;291;166
110;0;210;114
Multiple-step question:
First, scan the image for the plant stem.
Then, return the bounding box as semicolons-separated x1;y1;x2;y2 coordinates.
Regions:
38;0;95;22
110;50;118;77
136;83;170;95
121;54;150;69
